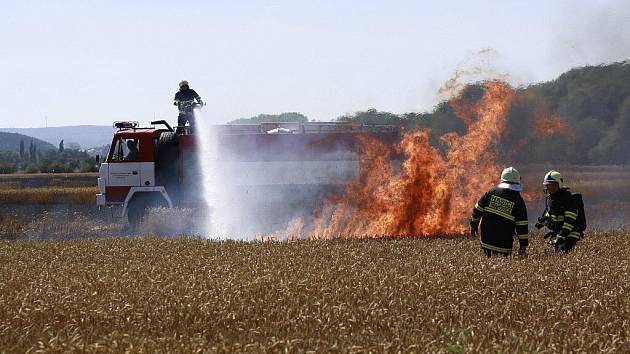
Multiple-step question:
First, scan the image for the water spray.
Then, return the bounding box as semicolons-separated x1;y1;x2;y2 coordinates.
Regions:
192;108;226;238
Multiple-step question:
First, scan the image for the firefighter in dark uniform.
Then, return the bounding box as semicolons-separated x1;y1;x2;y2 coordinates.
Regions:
539;170;580;253
124;140;139;161
174;80;204;129
470;167;529;257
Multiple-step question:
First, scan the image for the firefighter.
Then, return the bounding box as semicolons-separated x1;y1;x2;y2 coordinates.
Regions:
125;140;139;161
470;167;529;257
174;80;204;129
540;170;580;253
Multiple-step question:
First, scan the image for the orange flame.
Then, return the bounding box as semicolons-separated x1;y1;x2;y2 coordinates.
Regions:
532;101;575;139
309;80;516;239
534;114;575;138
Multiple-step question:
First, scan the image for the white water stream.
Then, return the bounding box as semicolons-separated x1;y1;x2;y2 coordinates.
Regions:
192;108;233;238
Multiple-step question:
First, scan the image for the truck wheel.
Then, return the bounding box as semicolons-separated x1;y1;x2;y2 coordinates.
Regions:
127;193;168;231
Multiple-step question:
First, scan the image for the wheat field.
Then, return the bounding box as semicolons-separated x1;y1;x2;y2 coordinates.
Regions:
1;231;628;353
0;173;97;205
0;186;97;205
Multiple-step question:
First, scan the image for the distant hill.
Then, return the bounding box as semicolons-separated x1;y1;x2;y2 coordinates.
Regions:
228;112;308;124
0;132;55;151
0;125;114;149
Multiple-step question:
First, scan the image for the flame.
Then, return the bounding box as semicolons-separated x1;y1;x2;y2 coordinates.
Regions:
534;114;575;138
532;101;575;139
309;80;516;239
520;191;541;203
257;218;304;242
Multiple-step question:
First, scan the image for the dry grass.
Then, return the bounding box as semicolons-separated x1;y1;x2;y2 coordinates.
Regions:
0;173;97;189
0;215;23;240
0;232;629;353
0;187;97;205
0;173;97;205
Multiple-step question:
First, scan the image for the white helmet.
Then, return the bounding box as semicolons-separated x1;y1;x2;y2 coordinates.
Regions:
498;167;522;191
543;170;564;188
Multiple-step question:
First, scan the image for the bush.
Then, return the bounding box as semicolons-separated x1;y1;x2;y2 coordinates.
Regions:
44;162;74;173
0;163;17;174
25;164;40;173
80;161;98;173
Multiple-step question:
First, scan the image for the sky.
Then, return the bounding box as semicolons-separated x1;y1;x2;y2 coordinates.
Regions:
1;0;629;128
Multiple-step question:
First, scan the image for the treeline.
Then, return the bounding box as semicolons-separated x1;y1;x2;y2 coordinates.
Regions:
229;112;308;124
0;140;97;174
338;62;630;165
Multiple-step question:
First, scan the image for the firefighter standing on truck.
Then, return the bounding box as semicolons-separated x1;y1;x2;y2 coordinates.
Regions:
174;80;204;129
538;170;580;253
470;167;529;257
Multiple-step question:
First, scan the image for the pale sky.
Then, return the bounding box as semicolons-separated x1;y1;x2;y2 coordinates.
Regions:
1;0;629;128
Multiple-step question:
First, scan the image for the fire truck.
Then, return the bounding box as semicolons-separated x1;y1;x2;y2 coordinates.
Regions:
96;120;400;232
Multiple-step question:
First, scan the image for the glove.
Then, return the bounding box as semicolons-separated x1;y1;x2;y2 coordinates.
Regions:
543;231;556;239
470;226;478;237
535;216;547;229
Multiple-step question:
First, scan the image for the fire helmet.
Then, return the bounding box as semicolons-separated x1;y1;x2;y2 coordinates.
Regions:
179;80;189;89
500;167;521;184
543;170;563;187
498;167;522;191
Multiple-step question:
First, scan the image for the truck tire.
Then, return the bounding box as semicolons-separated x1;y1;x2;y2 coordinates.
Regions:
127;196;146;230
127;193;168;230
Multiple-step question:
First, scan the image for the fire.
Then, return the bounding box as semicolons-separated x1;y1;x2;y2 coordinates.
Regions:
534;114;575;138
533;102;575;138
309;81;517;238
258;218;304;242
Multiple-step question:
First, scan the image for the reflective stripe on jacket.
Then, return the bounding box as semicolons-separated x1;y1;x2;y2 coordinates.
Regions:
546;188;580;239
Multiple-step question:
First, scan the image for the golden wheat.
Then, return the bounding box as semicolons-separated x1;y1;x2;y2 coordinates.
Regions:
0;231;628;353
0;173;98;189
0;187;97;205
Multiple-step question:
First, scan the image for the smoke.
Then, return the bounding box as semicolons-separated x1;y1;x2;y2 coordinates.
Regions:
550;1;630;69
436;48;510;102
141;208;200;236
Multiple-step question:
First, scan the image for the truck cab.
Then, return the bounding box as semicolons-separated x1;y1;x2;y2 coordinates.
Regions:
97;121;173;226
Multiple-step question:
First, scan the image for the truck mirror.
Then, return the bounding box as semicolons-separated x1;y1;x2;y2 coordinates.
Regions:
96;154;100;164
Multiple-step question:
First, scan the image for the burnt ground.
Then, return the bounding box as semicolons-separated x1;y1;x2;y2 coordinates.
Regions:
1;167;629;240
2;196;628;241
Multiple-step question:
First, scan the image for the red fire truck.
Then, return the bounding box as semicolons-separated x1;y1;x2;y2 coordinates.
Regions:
96;120;400;231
